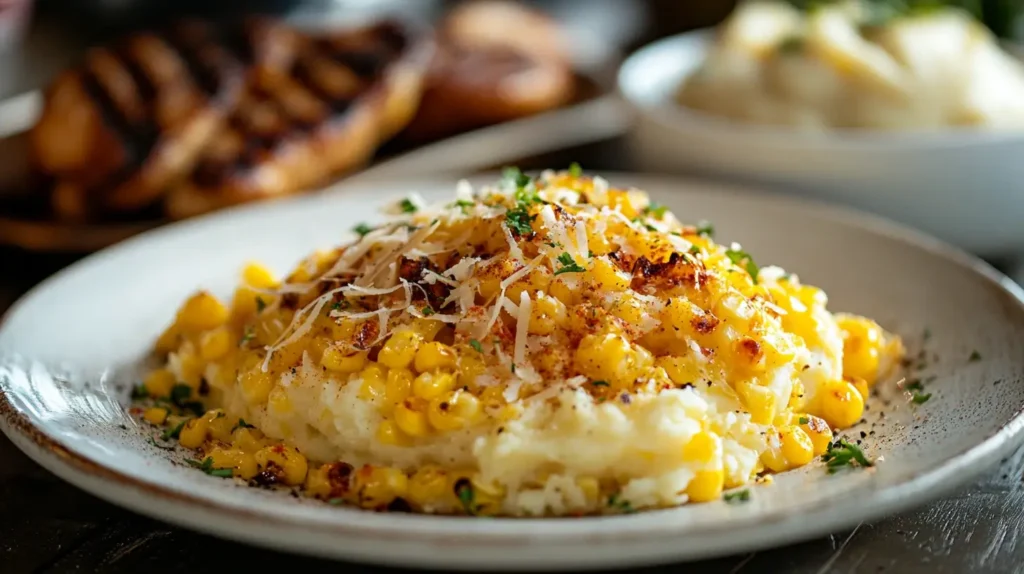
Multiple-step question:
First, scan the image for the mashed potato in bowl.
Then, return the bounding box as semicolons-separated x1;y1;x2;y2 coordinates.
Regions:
677;0;1024;129
139;169;903;516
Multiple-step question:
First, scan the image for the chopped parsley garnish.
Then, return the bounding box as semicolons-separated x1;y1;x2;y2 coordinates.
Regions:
643;202;668;218
723;489;750;503
130;384;149;400
688;245;701;255
169;384;204;416
353;222;373;237
452;199;475;212
161;420;186;441
188;457;233;478
232;419;256;432
696;220;714;237
798;416;809;425
553;252;585;276
725;247;759;284
568;162;582;177
454;478;476;515
239;326;255;346
148;437;175;450
328;497;345;505
331;300;351;312
422;306;435;316
399;198;418;213
905;379;923;392
607;493;634;513
969;350;982;362
911;391;932;404
502;166;531;189
469;339;483;353
255;297;266;313
822;440;873;474
591;380;609;387
505;205;536;236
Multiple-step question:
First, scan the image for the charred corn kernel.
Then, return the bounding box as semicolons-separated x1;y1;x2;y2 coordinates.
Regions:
199;328;232;361
322;346;367;373
144;368;176;398
407;465;451;510
376;419;405;445
384;368;414;410
658;356;703;387
574;332;652;389
143;407;168;425
411;318;444;341
414;342;456;373
267;386;294;415
838;316;884;383
819;379;865;429
587;256;630;292
178;418;209;449
358;467;408;507
254;445;308;486
686;469;724;503
240;368;274;404
682;431;717;463
232;427;266;453
528;294;567;335
378;330;422;369
737;381;777;425
242;262;277;289
176;292;229;331
799;415;834;455
428;390;480;431
394;401;429;436
779;425;815;467
412;371;456;400
305;465;332;498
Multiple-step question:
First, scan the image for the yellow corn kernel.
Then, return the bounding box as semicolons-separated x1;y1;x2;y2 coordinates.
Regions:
686;469;724;503
357;466;409;508
760;441;788;473
576;477;600;503
736;381;777;425
267;386;294;416
378;330;422;369
155;324;182;354
176;291;229;331
394;401;429;437
239;368;274;404
143;407;168;425
528;293;567;336
819;379;865;429
376;419;405;445
208;447;258;479
428;390;481;431
682;431;718;464
607;189;639;218
657;356;703;388
143;369;176;398
609;294;647;325
178;418;209;449
848;376;870;401
199;328;232;361
587;256;630;292
254;445;308;486
838;316;884;384
232;427;266;453
412;371;456;401
384;368;414;411
305;465;333;498
457;353;487;387
779;425;815;467
242;262;277;289
548;276;580;306
574;332;652;389
358;364;388;400
411;318;445;341
407;465;451;510
414;342;457;373
322;345;367;373
176;351;204;389
799;414;833;456
467;477;506;516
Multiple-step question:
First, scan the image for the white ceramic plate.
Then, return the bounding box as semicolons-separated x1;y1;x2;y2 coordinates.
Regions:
2;173;1024;571
617;29;1024;256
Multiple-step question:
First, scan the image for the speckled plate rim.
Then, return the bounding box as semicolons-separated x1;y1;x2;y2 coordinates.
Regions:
2;172;1024;571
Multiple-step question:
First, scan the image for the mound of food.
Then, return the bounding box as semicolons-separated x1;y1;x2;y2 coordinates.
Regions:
140;169;903;516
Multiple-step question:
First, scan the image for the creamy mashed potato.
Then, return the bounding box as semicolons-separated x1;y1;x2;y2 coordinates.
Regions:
144;169;903;516
678;1;1024;129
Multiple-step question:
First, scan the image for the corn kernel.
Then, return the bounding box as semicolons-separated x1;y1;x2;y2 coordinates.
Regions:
378;330;422;369
412;371;456;400
176;292;229;331
322;345;367;373
178;418;208;449
208;447;258;479
528;294;567;335
357;466;409;508
779;425;814;467
199;328;232;361
254;445;308;486
232;427;267;453
428;390;480;431
359;364;388;400
576;477;600;502
407;465;452;510
799;414;834;456
848;376;869;401
143;407;168;425
574;332;652;389
736;381;777;425
838;315;884;384
305;464;332;498
242;262;278;289
394;401;429;436
383;368;414;412
414;342;457;373
686;469;724;503
268;386;294;415
376;419;405;445
240;368;274;404
587;256;630;292
144;369;177;398
819;379;865;429
658;356;703;388
682;431;717;463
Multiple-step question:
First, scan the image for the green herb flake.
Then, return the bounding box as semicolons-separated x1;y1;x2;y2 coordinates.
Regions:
553;252;586;276
328;497;345;505
591;380;609;387
607;493;635;514
188;457;234;478
353;222;373;237
148;437;175;450
130;384;149;400
454;478;476;515
399;198;418;213
331;300;351;312
502;166;531;189
239;326;255;346
255;297;267;313
969;350;982;362
469;339;483;353
422;306;435;316
232;418;256;432
688;245;701;255
798;416;809;425
696;220;714;237
911;392;932;404
568;162;582;177
822;439;874;474
644;202;668;218
162;420;186;441
725;247;759;284
723;489;750;503
505;205;536;236
170;384;192;405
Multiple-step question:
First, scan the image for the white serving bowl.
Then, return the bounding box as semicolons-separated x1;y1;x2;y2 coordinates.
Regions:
617;29;1024;256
